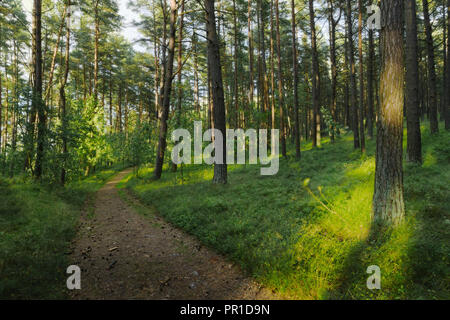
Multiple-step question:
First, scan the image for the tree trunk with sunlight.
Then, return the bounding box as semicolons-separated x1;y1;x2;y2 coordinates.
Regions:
373;0;405;226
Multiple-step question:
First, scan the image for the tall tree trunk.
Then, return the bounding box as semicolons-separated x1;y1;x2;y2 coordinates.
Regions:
0;60;2;153
270;0;276;131
153;2;160;121
445;0;450;130
328;0;339;142
4;54;8;156
157;0;168;124
172;0;184;173
373;0;405;226
291;0;300;159
60;0;71;184
358;0;365;152
193;28;200;114
93;0;99;103
344;28;350;128
275;0;287;156
422;0;439;134
346;0;360;149
232;0;238;128
256;0;262;117
367;28;375;138
206;0;227;184
247;0;254;121
309;0;321;147
443;1;447;123
34;0;45;179
117;86;122;132
154;0;177;180
44;4;67;105
405;0;422;163
328;0;340;143
259;0;269;128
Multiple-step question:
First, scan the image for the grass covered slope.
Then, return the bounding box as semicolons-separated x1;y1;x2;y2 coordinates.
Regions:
0;168;121;299
123;124;449;300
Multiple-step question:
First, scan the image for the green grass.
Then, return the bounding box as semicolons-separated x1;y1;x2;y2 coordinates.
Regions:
123;123;449;300
0;166;123;299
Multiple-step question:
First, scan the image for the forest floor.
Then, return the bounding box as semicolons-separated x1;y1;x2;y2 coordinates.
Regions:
70;168;280;300
122;123;449;300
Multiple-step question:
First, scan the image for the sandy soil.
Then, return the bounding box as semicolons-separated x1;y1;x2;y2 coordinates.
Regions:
70;169;280;300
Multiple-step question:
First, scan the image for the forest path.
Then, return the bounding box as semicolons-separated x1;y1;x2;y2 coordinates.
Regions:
70;168;279;300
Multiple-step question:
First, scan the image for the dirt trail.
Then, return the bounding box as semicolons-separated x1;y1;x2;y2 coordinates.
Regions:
70;169;279;300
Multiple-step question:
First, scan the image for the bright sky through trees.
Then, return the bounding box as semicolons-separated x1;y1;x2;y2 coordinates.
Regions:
22;0;143;51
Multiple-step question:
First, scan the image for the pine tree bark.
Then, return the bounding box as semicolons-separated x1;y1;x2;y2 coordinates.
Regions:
60;0;71;184
405;0;422;163
93;0;99;103
33;0;45;179
0;61;2;153
367;28;375;139
291;0;300;158
373;0;405;226
270;0;276;131
248;0;254;117
344;28;350;128
346;0;360;149
44;4;67;105
358;0;365;152
172;0;184;173
259;0;269;127
193;28;200;114
422;0;439;134
275;0;286;156
445;0;450;130
328;0;341;143
154;0;177;180
309;0;321;147
205;0;227;184
233;0;239;128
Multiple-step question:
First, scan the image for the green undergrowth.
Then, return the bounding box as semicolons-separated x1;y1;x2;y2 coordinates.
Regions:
0;165;125;299
123;123;449;300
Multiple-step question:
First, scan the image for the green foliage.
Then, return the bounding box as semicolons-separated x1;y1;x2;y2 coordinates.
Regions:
68;97;108;176
320;106;340;138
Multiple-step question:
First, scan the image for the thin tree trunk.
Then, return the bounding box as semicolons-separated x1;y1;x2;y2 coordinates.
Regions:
44;4;67;105
291;0;300;158
0;58;2;153
344;28;350;128
260;1;269;128
373;0;405;226
270;0;275;131
328;0;341;142
193;27;200;114
309;0;321;147
422;0;439;134
34;0;45;179
445;0;450;130
233;0;239;128
93;0;99;103
248;0;254;121
205;0;227;184
109;70;113;133
358;0;365;152
405;0;422;163
275;0;286;156
60;1;71;184
346;0;359;149
154;0;178;180
172;0;184;173
367;28;375;138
